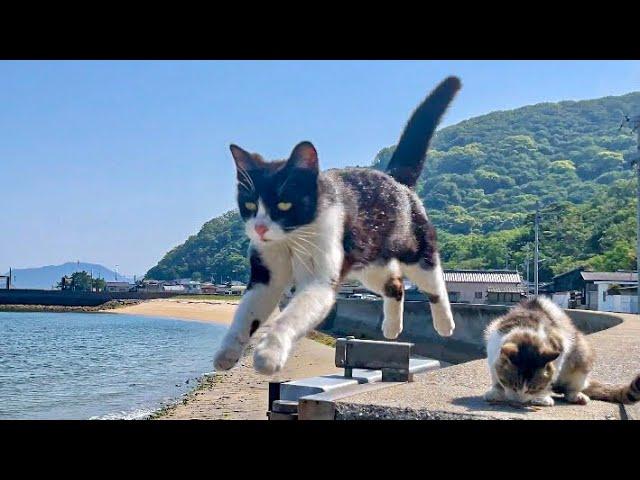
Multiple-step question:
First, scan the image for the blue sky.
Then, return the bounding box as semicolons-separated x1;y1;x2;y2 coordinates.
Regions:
1;60;639;277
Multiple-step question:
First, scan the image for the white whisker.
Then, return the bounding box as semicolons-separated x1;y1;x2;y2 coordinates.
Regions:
292;235;323;253
236;165;255;191
289;239;312;258
289;245;314;275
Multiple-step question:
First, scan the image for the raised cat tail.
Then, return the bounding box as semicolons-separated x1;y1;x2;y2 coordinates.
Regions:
385;76;461;188
583;374;640;404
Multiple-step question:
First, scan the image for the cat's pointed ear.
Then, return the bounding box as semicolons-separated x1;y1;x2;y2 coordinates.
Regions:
540;349;560;365
287;141;319;172
230;144;263;171
501;342;518;360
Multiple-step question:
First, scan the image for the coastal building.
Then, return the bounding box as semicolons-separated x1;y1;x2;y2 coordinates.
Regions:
177;280;202;294
551;267;638;312
59;276;73;290
138;280;165;292
162;285;186;293
213;281;247;296
442;270;525;305
352;270;525;304
105;281;133;293
200;282;217;294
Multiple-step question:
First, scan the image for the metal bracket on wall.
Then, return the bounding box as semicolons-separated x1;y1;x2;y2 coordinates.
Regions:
335;336;414;383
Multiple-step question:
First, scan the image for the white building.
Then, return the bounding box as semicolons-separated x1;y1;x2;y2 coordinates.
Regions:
177;280;202;294
443;270;525;305
596;282;638;314
162;285;186;293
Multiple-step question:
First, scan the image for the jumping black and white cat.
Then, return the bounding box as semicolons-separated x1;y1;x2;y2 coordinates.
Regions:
214;76;461;375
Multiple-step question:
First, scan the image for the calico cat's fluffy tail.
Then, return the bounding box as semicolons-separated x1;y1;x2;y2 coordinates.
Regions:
583;375;640;404
386;76;461;188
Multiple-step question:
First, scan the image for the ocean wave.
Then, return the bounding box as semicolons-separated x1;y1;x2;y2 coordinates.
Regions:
90;408;155;420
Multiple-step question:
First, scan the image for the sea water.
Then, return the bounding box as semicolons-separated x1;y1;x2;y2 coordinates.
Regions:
0;312;226;419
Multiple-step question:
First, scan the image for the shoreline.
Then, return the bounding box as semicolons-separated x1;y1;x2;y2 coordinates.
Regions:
0;299;142;314
111;298;338;420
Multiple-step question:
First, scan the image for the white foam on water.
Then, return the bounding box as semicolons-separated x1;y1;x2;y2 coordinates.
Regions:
90;408;156;420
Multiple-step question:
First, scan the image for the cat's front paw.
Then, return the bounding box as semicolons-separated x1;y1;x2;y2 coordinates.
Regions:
214;348;241;371
253;334;290;375
484;386;505;403
214;341;244;371
565;392;590;405
530;395;555;407
382;319;402;340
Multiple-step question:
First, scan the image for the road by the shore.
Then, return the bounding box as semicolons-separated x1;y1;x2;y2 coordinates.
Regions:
108;298;339;420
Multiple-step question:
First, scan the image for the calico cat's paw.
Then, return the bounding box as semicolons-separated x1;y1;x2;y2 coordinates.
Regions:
253;334;290;375
484;386;505;402
530;395;555;407
565;392;590;405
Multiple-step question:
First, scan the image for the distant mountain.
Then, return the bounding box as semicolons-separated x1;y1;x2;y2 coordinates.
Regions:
5;262;133;290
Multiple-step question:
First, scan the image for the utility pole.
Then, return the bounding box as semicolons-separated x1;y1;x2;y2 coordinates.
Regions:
534;203;541;297
623;114;640;314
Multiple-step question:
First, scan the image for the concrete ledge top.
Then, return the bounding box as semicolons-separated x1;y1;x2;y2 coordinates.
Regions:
333;311;640;420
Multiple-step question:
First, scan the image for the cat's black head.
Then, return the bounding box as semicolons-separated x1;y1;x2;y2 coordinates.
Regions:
230;141;320;244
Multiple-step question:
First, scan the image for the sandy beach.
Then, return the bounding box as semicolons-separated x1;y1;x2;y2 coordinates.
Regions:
108;298;339;420
108;297;240;324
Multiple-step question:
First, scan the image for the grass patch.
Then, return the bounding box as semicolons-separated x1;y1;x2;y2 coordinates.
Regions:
148;373;224;420
306;330;337;347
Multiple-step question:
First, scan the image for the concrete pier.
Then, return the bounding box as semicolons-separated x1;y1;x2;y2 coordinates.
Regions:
304;302;639;420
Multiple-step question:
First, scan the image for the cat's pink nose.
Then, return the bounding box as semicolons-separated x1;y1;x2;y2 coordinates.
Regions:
254;224;269;239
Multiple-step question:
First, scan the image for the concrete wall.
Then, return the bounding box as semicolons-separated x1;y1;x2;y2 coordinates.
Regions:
0;289;176;307
319;298;623;365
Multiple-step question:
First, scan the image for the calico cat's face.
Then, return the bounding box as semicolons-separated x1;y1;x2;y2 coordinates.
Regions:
495;333;559;402
230;142;320;244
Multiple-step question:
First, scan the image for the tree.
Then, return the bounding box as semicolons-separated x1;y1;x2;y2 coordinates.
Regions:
92;278;107;292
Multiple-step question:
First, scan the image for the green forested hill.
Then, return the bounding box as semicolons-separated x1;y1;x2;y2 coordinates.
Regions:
146;92;640;283
146;211;250;282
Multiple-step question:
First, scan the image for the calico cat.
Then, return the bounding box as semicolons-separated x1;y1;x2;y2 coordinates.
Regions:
214;76;461;375
484;296;640;406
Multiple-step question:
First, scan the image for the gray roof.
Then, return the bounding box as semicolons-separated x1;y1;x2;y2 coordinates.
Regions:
580;271;638;282
444;270;522;284
487;285;526;293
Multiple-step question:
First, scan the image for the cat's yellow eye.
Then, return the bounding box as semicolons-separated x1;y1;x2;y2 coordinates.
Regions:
277;202;292;211
244;202;257;211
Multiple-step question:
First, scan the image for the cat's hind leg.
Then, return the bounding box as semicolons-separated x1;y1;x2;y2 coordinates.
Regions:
403;259;455;337
356;260;405;340
559;369;591;405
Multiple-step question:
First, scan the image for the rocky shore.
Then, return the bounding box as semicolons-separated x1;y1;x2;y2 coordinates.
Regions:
0;299;142;313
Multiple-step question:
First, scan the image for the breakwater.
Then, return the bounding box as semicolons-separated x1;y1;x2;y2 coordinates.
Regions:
0;289;176;307
319;299;623;364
